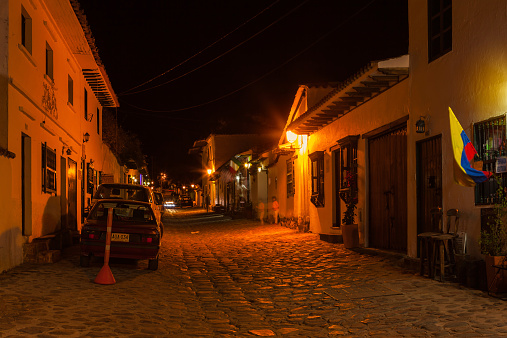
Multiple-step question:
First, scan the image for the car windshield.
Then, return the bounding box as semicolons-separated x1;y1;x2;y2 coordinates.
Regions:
88;202;155;223
94;185;149;202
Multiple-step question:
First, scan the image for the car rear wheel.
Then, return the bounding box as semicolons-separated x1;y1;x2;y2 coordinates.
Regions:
148;256;159;271
80;254;91;267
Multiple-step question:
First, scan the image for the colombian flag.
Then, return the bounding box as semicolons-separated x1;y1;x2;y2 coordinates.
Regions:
449;107;492;186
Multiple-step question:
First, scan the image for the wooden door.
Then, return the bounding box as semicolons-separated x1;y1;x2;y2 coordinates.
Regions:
368;124;407;252
417;136;442;234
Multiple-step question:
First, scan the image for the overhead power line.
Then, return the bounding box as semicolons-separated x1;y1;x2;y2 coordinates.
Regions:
119;0;309;96
119;0;283;96
122;0;377;114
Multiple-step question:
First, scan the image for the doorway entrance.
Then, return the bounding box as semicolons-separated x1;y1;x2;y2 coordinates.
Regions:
416;135;443;234
368;124;407;252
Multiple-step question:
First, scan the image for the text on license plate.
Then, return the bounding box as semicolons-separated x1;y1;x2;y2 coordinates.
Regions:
111;233;129;242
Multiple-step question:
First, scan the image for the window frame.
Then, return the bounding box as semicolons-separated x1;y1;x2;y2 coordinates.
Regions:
96;108;100;134
309;151;324;207
45;42;53;81
428;0;452;62
68;75;74;106
21;6;32;54
84;89;88;120
42;142;57;194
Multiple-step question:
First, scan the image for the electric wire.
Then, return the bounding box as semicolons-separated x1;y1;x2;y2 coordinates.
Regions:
120;0;377;114
120;0;309;96
119;0;282;96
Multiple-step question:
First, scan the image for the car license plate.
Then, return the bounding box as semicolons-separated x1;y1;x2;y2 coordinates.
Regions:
111;233;129;242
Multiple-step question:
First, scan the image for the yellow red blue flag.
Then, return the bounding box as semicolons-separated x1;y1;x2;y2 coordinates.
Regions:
449;107;492;186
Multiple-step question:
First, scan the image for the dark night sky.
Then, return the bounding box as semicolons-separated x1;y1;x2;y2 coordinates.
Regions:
77;0;408;183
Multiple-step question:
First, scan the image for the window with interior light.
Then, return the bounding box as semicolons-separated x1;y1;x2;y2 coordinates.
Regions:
309;151;324;207
21;6;32;54
42;143;57;194
473;115;506;205
428;0;452;62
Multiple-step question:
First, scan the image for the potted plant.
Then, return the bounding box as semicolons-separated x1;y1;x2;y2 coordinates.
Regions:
479;177;507;293
340;171;359;248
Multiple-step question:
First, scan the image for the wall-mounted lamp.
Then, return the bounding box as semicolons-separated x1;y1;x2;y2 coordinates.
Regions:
415;116;426;134
258;166;262;173
286;130;298;143
244;162;251;169
66;148;72;156
207;169;212;175
83;132;90;143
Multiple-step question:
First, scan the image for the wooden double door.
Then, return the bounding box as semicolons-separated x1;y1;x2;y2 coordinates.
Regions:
368;124;407;252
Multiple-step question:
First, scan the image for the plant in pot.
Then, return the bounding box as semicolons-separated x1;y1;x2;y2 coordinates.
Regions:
479;177;507;294
340;171;359;248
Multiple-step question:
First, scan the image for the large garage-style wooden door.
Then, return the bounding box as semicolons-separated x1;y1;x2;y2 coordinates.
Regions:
368;124;407;252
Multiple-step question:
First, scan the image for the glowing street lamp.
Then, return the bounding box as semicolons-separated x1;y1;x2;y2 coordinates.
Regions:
207;169;212;175
286;130;298;143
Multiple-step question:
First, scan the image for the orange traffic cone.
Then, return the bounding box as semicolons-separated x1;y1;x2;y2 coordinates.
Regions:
94;264;115;284
94;208;116;285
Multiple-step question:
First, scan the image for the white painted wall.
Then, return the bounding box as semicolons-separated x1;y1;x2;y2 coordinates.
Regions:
409;0;507;257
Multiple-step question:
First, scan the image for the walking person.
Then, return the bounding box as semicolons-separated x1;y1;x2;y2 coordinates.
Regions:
272;196;279;224
256;200;265;225
205;194;210;213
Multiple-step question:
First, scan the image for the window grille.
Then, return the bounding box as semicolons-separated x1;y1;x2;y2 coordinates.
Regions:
286;158;294;197
473;115;506;205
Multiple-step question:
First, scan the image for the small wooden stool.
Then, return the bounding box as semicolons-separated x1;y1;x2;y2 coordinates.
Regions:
418;207;443;278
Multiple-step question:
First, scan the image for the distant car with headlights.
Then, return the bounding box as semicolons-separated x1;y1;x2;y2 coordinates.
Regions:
92;183;162;223
80;199;163;270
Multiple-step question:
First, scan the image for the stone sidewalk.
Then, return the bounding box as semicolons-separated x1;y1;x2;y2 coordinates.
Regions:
1;209;507;337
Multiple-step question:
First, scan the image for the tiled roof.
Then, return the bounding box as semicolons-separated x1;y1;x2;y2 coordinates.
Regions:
288;57;409;135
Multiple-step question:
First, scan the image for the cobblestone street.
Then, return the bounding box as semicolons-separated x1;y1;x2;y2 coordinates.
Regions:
1;208;507;337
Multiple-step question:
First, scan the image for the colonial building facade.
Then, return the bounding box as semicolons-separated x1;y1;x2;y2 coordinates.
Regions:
0;0;120;272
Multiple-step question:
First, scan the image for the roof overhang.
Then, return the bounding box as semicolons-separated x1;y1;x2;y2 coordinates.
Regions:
287;55;409;135
44;0;119;107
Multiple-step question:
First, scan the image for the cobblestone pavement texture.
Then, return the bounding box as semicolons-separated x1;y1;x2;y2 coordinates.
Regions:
1;208;507;337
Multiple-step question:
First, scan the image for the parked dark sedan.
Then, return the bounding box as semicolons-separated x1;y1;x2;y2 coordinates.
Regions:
80;199;162;270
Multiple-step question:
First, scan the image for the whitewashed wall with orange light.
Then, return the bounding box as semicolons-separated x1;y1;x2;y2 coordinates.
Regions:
408;0;507;258
305;81;410;244
0;0;120;273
